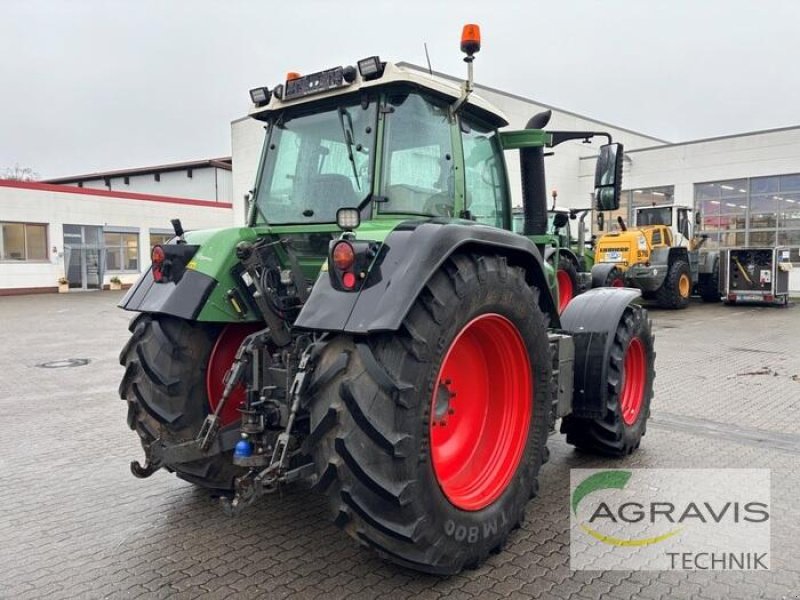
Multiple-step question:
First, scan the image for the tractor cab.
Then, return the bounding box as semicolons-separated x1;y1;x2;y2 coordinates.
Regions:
247;62;511;234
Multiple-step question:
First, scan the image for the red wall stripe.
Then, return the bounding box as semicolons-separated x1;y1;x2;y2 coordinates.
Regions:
0;179;234;209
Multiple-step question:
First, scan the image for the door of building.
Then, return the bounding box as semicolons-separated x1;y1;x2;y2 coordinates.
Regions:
63;225;104;290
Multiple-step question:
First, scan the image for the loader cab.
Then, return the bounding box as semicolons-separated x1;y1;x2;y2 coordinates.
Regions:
634;205;693;248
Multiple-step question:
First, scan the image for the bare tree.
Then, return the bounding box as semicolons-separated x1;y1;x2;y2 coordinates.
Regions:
1;164;40;181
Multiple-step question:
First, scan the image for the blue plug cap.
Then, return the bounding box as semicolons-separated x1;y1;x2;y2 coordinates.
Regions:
234;439;253;458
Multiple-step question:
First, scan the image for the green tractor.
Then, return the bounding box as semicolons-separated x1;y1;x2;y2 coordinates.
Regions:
118;26;655;575
514;204;596;312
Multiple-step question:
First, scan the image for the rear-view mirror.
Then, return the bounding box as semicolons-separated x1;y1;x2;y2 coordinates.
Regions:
594;143;624;211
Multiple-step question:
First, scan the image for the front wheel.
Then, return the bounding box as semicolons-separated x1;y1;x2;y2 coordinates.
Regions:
655;259;691;309
556;257;580;314
561;305;655;456
307;254;551;574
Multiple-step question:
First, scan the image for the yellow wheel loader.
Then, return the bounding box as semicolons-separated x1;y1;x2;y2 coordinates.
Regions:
591;205;720;308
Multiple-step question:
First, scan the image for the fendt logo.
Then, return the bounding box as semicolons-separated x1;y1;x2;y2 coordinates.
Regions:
569;469;771;571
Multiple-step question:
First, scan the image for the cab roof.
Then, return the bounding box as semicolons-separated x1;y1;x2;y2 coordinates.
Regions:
249;62;509;128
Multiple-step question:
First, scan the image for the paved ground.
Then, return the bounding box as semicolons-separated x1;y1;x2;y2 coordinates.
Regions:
1;292;799;600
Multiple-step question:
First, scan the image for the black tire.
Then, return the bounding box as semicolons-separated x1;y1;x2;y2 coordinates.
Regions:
561;305;655;456
594;266;625;288
306;254;551;574
556;256;580;314
654;259;691;309
119;314;243;491
698;269;721;303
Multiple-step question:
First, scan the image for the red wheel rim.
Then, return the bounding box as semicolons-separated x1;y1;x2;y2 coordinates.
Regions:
207;323;263;427
556;270;574;314
430;314;532;511
620;337;646;426
611;278;624;288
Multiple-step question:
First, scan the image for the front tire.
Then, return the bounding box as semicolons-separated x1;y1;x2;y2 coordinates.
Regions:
307;254;551;574
556;257;580;314
655;259;691;309
561;305;655;456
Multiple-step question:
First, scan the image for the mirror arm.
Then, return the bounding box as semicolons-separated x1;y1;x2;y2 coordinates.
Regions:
548;131;612;148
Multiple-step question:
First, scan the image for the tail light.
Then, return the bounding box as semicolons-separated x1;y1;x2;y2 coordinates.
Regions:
332;241;355;272
151;245;166;282
328;239;380;292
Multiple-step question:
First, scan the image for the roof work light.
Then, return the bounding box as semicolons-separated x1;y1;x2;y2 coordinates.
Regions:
249;87;271;106
357;56;384;80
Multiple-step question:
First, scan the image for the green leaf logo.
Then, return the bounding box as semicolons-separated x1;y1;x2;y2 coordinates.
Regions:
572;470;682;547
572;470;632;515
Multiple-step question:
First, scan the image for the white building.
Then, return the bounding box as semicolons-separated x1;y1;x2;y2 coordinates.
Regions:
0;159;234;295
45;157;233;203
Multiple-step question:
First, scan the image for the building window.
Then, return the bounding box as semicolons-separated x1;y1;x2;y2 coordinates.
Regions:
631;185;674;211
0;222;48;261
696;174;800;255
104;231;139;271
695;180;748;249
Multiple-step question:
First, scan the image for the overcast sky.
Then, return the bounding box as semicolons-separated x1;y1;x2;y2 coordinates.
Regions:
2;0;798;179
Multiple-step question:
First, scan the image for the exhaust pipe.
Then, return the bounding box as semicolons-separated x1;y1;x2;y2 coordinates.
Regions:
520;111;551;236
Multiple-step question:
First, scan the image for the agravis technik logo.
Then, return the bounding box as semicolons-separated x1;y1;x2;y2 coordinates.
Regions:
570;469;771;571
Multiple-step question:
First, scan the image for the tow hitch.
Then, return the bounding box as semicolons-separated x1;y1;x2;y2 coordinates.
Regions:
220;348;316;516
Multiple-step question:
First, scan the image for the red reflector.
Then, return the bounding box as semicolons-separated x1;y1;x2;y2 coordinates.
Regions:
332;241;355;271
342;272;357;289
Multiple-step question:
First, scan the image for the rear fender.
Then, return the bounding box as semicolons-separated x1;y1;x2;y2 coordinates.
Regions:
119;227;260;322
560;287;642;418
294;219;558;333
590;262;619;288
556;249;580;270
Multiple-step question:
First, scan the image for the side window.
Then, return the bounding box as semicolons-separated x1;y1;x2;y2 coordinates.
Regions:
268;128;300;204
677;209;690;238
651;229;662;245
461;118;508;228
381;93;454;216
